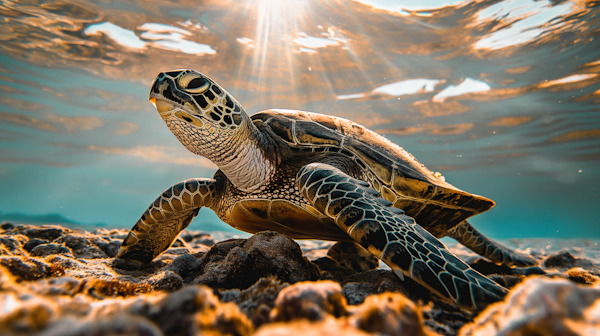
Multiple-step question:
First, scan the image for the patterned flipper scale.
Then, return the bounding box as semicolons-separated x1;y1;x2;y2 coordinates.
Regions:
297;163;508;310
447;220;537;267
116;178;217;264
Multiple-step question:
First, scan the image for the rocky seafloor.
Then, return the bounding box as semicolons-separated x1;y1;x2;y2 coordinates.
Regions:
1;223;599;336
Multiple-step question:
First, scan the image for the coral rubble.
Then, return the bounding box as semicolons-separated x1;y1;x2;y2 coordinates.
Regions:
0;223;599;336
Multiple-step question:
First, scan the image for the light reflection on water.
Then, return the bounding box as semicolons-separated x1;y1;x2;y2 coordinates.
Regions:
0;0;598;238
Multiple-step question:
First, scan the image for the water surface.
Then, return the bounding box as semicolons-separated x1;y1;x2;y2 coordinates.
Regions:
0;0;599;238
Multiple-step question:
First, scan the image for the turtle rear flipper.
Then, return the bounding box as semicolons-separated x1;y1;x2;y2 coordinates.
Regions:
447;220;537;267
297;163;508;310
116;178;218;264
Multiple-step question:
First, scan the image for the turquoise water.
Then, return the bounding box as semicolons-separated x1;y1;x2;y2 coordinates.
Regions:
0;0;599;238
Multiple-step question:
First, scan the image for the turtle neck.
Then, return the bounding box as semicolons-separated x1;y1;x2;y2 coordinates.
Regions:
167;113;275;193
215;121;275;192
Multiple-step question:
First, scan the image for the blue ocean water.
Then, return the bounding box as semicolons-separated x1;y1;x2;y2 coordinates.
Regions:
0;0;598;238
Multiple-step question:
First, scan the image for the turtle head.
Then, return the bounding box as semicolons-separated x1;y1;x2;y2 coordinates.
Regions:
148;69;249;158
149;70;275;191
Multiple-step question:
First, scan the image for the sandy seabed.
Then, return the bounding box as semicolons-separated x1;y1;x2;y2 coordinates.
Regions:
0;222;599;336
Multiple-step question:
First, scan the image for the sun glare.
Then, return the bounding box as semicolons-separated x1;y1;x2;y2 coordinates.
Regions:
242;0;312;95
233;0;407;109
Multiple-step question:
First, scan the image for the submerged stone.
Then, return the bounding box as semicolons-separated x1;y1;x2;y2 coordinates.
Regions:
191;231;322;290
349;292;436;336
543;250;597;270
1;224;598;336
270;280;348;322
460;277;600;336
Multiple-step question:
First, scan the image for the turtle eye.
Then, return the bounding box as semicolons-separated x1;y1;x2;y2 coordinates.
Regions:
186;77;210;94
178;72;210;94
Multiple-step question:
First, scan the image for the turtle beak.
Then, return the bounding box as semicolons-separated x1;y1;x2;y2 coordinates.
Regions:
155;99;175;113
149;95;175;113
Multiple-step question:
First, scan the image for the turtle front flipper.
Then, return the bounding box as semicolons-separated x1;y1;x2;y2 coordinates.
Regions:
447;220;537;267
116;178;219;264
296;163;508;310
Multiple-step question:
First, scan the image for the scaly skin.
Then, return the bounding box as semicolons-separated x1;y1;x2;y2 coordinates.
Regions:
296;163;508;310
447;220;537;267
117;178;218;264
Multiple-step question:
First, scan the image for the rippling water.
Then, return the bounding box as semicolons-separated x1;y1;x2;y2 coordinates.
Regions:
0;0;598;238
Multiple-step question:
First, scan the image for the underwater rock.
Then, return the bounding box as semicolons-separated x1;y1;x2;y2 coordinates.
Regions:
269;280;348;322
0;222;15;230
0;256;54;281
543;250;596;270
191;231;322;290
220;276;289;327
119;285;254;336
0;275;253;336
1;224;599;336
340;269;468;334
180;230;216;246
22;238;50;253
22;225;71;240
112;231;322;292
53;233;110;259
342;270;406;305
313;242;379;282
460;277;600;336
254;318;370;336
41;315;164;336
327;242;379;273
486;274;524;289
349;292;437;336
341;269;440;307
565;267;600;285
30;243;74;258
0;235;29;256
0;291;60;336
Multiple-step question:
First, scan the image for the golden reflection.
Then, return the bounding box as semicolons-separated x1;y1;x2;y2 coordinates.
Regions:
0;0;599;161
378;122;473;136
428;123;473;135
469;0;591;53
407;100;471;117
584;59;600;67
488;152;530;159
0;84;23;94
0;97;52;111
88;145;217;168
486;117;532;127
550;129;600;142
329;111;392;128
94;89;120;101
0;111;58;132
0;156;71;167
47;115;104;131
376;126;423;136
113;121;140;135
573;88;600;103
0;0;597;116
504;66;531;74
538;74;598;90
497;79;515;85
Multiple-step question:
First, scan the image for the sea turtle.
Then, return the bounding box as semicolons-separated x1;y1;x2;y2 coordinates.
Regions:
117;69;536;310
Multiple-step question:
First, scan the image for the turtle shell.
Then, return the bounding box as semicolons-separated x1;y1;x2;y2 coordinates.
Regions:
252;109;495;238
